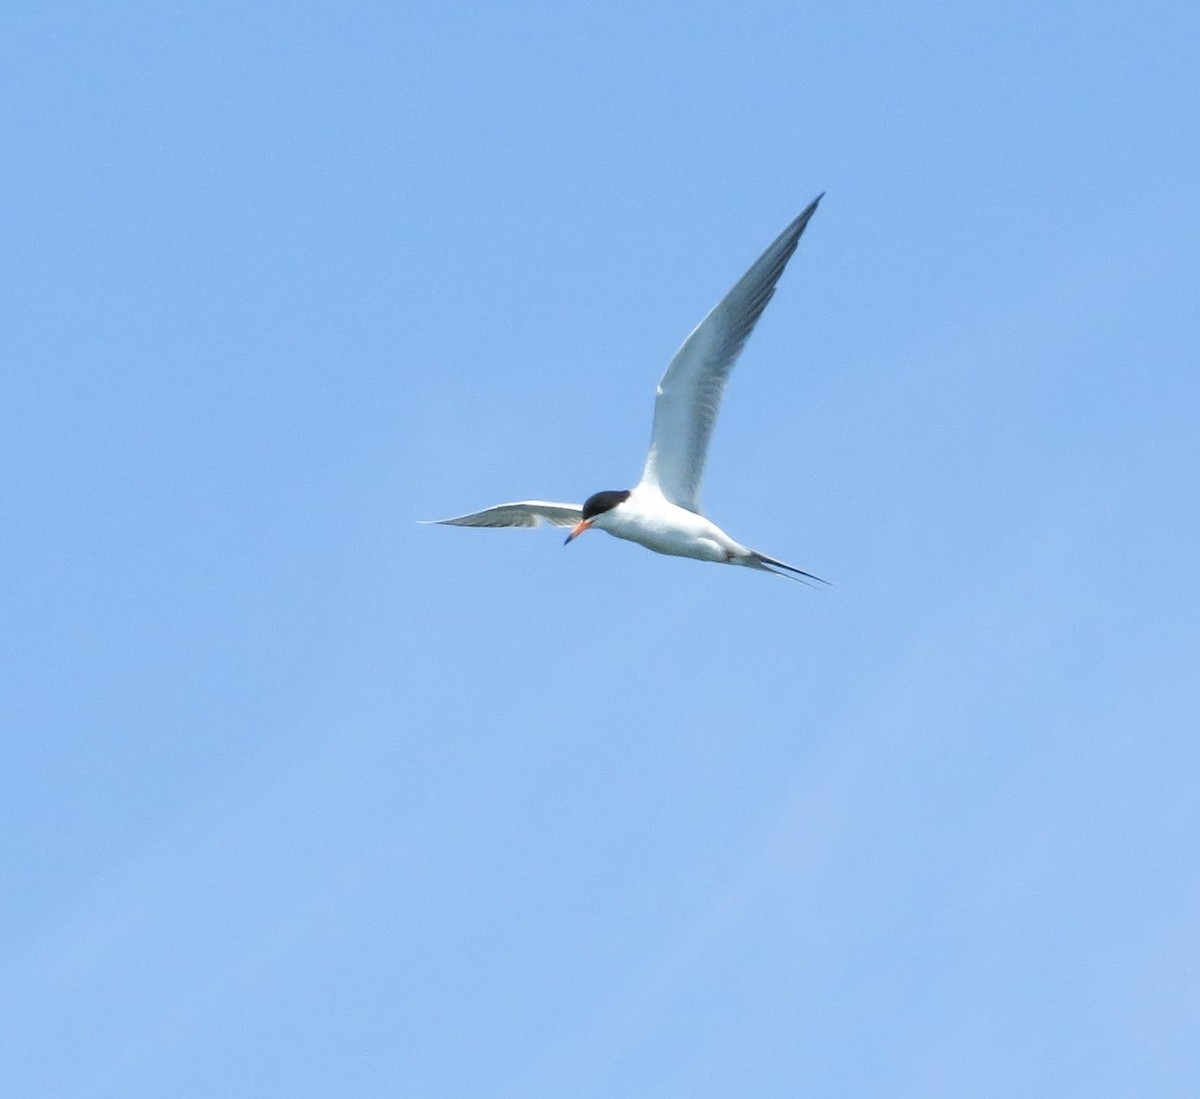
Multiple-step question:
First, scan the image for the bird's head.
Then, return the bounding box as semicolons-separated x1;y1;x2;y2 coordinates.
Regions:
564;489;631;545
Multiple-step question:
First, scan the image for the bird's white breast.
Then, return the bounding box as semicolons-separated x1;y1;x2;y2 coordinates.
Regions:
593;486;745;563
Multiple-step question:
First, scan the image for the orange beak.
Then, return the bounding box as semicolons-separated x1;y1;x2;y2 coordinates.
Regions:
563;519;592;545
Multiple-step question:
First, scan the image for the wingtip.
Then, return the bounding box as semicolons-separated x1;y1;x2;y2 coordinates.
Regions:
790;193;824;234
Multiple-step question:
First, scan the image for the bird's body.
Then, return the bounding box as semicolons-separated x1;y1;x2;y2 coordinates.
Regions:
423;195;828;584
593;484;746;564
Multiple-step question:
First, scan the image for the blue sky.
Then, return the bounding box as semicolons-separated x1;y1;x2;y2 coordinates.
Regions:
3;2;1198;1095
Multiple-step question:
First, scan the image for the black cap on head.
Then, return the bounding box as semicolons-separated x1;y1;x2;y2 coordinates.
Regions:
581;490;630;521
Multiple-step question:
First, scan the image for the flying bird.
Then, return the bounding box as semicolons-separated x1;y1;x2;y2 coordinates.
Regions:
424;195;827;583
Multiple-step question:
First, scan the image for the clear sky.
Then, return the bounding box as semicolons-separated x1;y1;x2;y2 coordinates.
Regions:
3;2;1198;1095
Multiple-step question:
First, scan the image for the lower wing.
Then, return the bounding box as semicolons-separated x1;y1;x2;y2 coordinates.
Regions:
419;500;583;529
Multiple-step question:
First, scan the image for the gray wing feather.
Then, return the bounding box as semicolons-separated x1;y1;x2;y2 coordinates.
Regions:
419;500;584;529
639;195;822;512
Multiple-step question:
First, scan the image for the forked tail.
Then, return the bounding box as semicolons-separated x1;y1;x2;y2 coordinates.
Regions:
746;550;829;586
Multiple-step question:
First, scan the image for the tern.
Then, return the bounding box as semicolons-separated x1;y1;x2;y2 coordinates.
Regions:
424;195;827;583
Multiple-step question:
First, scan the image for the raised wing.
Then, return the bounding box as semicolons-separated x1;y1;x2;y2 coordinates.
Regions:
639;195;822;512
420;500;583;529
